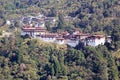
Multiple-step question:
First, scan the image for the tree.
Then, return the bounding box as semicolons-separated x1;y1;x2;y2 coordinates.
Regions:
111;26;120;42
57;13;65;29
45;22;52;32
108;57;119;80
58;52;67;75
50;7;57;17
51;64;55;76
53;56;60;76
14;20;20;28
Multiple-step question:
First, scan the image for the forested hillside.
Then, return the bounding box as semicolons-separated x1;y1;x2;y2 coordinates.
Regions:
0;35;119;80
0;0;120;80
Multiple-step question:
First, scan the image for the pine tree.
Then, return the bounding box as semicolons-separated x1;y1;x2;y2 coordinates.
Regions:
57;13;65;29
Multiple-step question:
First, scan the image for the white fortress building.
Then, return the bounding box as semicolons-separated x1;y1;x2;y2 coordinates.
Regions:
83;35;105;47
21;26;46;37
21;26;107;47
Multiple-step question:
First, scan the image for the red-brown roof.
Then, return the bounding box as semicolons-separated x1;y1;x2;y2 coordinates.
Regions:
73;28;80;31
74;33;89;36
36;33;57;38
22;26;46;32
86;35;105;40
61;31;69;35
56;37;64;40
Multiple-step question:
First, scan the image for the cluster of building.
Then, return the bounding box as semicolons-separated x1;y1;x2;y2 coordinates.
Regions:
6;13;56;28
21;25;110;47
5;12;113;47
21;14;56;27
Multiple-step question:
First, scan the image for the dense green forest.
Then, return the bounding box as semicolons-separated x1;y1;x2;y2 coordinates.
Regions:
0;34;120;80
0;0;120;80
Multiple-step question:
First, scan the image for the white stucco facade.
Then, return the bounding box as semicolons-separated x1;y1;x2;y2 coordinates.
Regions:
86;37;105;47
39;37;56;43
66;39;79;47
55;39;65;45
20;26;107;47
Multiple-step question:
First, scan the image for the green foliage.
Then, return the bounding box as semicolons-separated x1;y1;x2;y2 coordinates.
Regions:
0;35;120;79
45;22;52;32
0;0;120;79
57;13;65;29
48;7;57;17
111;26;120;42
65;48;85;66
108;57;119;80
